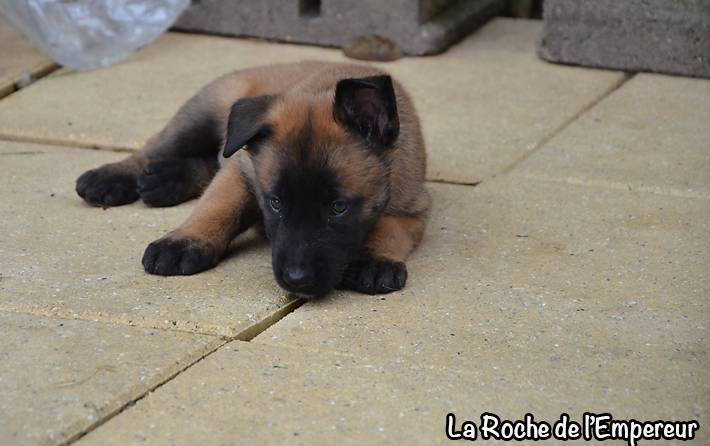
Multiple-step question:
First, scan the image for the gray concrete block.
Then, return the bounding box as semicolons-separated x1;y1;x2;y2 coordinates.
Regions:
174;0;505;56
538;0;710;78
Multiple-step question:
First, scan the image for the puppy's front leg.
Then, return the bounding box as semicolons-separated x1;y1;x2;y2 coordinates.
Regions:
142;162;258;276
341;214;426;295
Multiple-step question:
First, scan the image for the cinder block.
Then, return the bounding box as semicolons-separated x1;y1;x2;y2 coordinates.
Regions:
174;0;505;56
538;0;710;78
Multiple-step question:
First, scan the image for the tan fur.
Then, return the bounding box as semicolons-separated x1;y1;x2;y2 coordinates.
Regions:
258;92;387;214
177;61;429;264
365;214;427;262
83;61;431;285
170;161;254;256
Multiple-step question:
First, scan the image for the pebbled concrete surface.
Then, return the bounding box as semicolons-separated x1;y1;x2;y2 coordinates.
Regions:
512;73;710;199
0;19;625;184
0;140;298;337
0;312;219;446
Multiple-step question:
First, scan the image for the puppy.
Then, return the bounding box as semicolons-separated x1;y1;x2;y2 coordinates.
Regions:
76;62;430;297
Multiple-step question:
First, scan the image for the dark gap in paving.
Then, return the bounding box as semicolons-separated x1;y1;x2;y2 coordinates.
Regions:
499;71;636;176
427;178;481;187
0;306;222;338
0;150;44;156
60;297;305;445
512;173;710;201
0;133;134;152
0;134;491;188
236;298;306;341
60;337;229;446
0;63;60;101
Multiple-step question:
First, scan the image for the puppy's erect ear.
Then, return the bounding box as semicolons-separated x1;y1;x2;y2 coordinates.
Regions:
223;95;274;157
333;75;400;148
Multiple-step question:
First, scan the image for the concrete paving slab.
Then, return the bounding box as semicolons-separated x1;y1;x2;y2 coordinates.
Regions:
0;311;219;446
513;74;710;199
0;140;298;337
0;19;625;183
258;179;709;367
77;340;708;445
0;16;55;97
388;19;626;183
0;32;343;151
235;178;707;441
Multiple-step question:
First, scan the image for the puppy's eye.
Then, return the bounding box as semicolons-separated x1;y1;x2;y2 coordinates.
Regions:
330;199;348;216
269;196;282;212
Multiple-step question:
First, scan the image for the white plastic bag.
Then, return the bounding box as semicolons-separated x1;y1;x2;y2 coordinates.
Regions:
0;0;189;70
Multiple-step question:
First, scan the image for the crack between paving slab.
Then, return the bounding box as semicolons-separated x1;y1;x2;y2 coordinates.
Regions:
427;178;481;187
15;63;61;90
59;337;229;446
511;172;710;201
0;306;227;338
0;130;485;188
499;72;635;176
0;63;61;100
0;134;483;189
0;296;305;338
61;297;305;445
0;150;44;156
0;133;135;153
235;298;306;341
1;72;633;185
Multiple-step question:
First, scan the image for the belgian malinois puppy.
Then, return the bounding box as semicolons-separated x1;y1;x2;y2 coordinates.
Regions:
76;62;430;297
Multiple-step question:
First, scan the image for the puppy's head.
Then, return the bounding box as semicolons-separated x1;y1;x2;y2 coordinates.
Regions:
224;75;399;297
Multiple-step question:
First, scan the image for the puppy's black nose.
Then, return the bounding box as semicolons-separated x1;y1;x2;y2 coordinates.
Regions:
283;266;314;289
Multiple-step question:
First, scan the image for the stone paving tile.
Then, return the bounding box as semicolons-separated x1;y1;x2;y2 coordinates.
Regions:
399;19;626;183
0;140;298;337
79;177;708;444
248;178;707;439
0;32;343;151
77;340;708;445
512;74;710;199
0;17;55;97
0;311;219;446
0;19;625;183
258;179;708;366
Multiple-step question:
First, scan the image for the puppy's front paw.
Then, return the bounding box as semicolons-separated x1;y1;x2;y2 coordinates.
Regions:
76;166;139;207
340;256;408;295
142;237;219;276
137;160;199;207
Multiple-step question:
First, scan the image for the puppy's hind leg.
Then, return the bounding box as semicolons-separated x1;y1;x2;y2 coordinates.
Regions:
75;155;144;207
76;75;244;207
137;155;219;207
135;91;230;207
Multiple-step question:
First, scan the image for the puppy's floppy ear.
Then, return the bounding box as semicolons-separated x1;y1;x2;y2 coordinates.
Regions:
333;75;399;148
223;95;274;157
